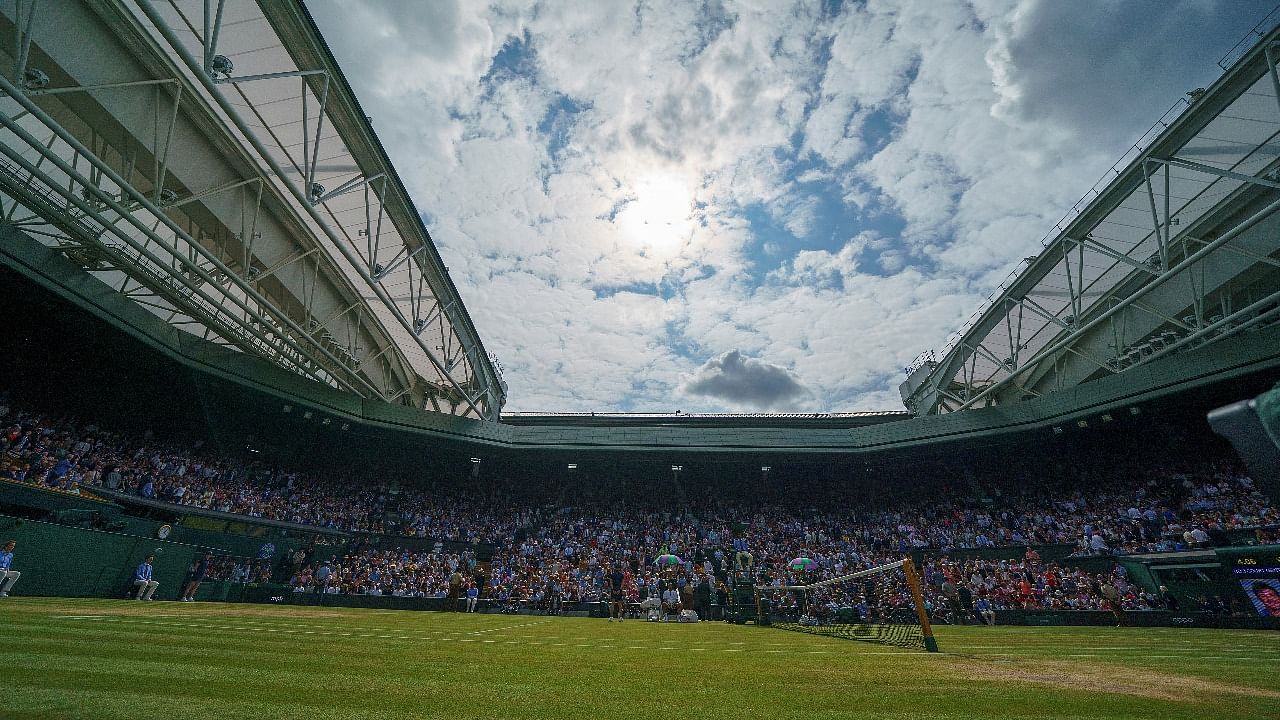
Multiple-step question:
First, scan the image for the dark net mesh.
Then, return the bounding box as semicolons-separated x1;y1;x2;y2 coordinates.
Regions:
756;560;928;650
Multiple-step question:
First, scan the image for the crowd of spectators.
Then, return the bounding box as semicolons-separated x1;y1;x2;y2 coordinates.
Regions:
2;395;1277;619
0;402;523;541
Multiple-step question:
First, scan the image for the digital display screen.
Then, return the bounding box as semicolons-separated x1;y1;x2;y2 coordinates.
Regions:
1240;579;1280;618
1226;547;1280;617
1227;550;1280;578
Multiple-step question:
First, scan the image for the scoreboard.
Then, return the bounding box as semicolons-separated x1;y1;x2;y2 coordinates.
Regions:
1217;545;1280;618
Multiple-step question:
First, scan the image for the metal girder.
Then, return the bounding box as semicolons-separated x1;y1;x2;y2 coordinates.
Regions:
0;69;386;398
908;27;1280;416
250;246;317;282
25;77;179;97
1077;236;1160;275
1148;156;1280;191
1186;235;1280;269
11;0;36;86
954;192;1280;411
372;242;426;281
0;163;331;385
1019;295;1072;330
135;0;503;419
312;172;382;205
1265;40;1280;117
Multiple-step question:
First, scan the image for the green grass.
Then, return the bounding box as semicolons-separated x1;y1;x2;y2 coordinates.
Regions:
1;598;1277;719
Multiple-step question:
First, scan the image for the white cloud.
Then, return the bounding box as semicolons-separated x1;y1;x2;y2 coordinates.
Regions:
307;0;1266;413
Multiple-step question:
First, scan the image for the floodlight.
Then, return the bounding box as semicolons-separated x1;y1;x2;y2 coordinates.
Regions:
21;68;49;91
209;54;234;79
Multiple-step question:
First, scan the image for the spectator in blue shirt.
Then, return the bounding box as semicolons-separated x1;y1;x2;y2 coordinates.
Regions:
314;559;333;593
733;537;752;570
0;540;20;596
975;597;995;626
134;554;159;600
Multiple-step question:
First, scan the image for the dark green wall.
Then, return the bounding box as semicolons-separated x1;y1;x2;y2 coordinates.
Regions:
0;514;200;600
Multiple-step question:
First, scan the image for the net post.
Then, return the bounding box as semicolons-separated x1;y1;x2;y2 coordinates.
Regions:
902;557;940;653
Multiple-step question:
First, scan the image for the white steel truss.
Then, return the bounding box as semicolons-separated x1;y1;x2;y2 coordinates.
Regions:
0;0;506;420
903;25;1280;415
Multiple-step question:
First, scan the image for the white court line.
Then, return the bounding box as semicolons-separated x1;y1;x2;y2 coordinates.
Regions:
468;620;549;635
53;615;953;657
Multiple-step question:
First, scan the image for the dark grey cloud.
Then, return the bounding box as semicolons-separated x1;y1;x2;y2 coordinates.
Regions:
999;0;1269;151
681;350;809;410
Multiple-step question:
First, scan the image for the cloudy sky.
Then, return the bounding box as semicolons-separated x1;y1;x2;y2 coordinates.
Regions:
308;0;1271;413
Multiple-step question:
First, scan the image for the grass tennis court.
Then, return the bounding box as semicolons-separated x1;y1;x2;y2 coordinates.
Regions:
2;598;1277;719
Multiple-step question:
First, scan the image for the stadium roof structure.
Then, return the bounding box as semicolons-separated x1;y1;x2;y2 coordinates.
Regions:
902;20;1280;416
0;0;504;420
3;1;1280;440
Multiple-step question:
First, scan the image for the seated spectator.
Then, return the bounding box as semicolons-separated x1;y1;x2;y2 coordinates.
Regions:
974;596;994;625
661;584;681;621
134;554;159;601
0;540;20;597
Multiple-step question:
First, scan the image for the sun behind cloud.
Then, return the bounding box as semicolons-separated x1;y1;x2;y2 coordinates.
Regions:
615;172;695;261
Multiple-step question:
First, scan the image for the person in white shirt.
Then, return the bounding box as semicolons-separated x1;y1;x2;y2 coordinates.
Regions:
661;585;681;621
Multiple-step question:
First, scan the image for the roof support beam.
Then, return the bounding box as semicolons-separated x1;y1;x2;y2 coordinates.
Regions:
1019;296;1072;330
1076;236;1160;275
160;176;261;210
0;70;384;399
955;190;1280;411
24;78;179;97
12;0;38;87
312;172;383;206
202;0;227;72
1147;156;1280;191
1265;40;1280;117
138;0;499;419
1185;235;1280;269
251;246;318;283
211;68;327;85
373;242;427;281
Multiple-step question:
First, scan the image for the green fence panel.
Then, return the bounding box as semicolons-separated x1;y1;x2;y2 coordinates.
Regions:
0;514;200;600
